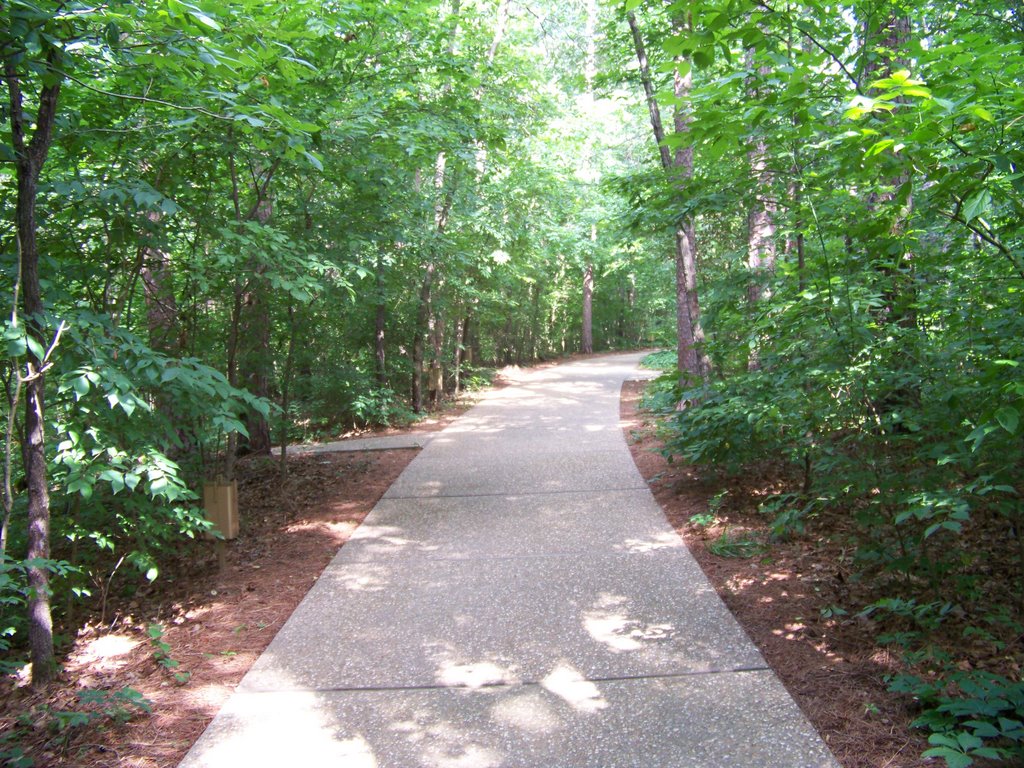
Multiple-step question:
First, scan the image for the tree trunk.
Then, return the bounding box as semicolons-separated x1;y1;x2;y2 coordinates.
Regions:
428;311;445;407
628;10;708;381
278;302;298;479
374;251;387;387
223;281;243;481
412;261;435;413
5;51;61;687
582;262;594;354
225;151;278;465
745;52;777;372
672;59;710;381
140;217;180;353
862;11;915;326
139;210;194;453
675;227;701;378
627;12;673;171
238;183;275;456
453;311;464;395
240;269;272;454
464;317;474;366
529;283;541;360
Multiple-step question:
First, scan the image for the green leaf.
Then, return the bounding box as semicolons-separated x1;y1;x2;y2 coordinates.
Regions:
865;139;896;158
301;150;324;171
26;335;45;361
187;8;221;31
6;336;26;357
921;746;973;768
962;190;992;222
969;105;994;122
70;375;91;398
995;407;1019;435
901;85;932;98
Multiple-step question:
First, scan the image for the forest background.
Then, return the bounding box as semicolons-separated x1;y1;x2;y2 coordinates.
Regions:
2;1;1023;766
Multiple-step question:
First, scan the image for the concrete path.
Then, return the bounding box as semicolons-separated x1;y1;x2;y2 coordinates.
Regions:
180;352;839;768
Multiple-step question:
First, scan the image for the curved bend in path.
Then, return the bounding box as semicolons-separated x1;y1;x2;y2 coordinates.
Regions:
180;352;839;768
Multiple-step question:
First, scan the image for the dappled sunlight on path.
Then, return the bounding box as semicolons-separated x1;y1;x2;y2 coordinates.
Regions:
179;352;838;768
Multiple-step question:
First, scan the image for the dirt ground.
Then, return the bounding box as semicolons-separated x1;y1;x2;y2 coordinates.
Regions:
3;367;931;767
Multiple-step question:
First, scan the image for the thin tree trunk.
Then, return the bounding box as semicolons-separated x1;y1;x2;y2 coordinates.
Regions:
223;281;243;481
240;272;272;454
627;11;672;171
453;310;464;395
140;213;180;352
675;228;700;377
374;251;388;387
226;152;277;458
429;311;444;406
672;55;710;381
745;51;777;372
139;209;193;453
239;193;273;455
415;151;455;413
582;262;594;354
463;315;475;366
412;261;434;414
529;283;540;360
628;10;708;381
5;50;61;687
278;302;297;479
1;368;21;559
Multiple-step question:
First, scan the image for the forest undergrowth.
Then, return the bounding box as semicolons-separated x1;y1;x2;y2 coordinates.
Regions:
635;352;1024;768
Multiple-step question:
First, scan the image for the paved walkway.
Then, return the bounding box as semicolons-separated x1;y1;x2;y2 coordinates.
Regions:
180;352;838;768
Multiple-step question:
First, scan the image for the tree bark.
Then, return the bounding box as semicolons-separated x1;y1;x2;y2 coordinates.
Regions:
428;311;444;407
239;201;273;455
581;261;594;354
227;154;277;457
453;310;465;395
628;10;708;381
140;213;180;354
627;12;672;171
529;283;541;361
412;260;435;414
745;51;777;372
374;250;387;387
278;302;297;479
671;48;710;381
5;49;61;687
